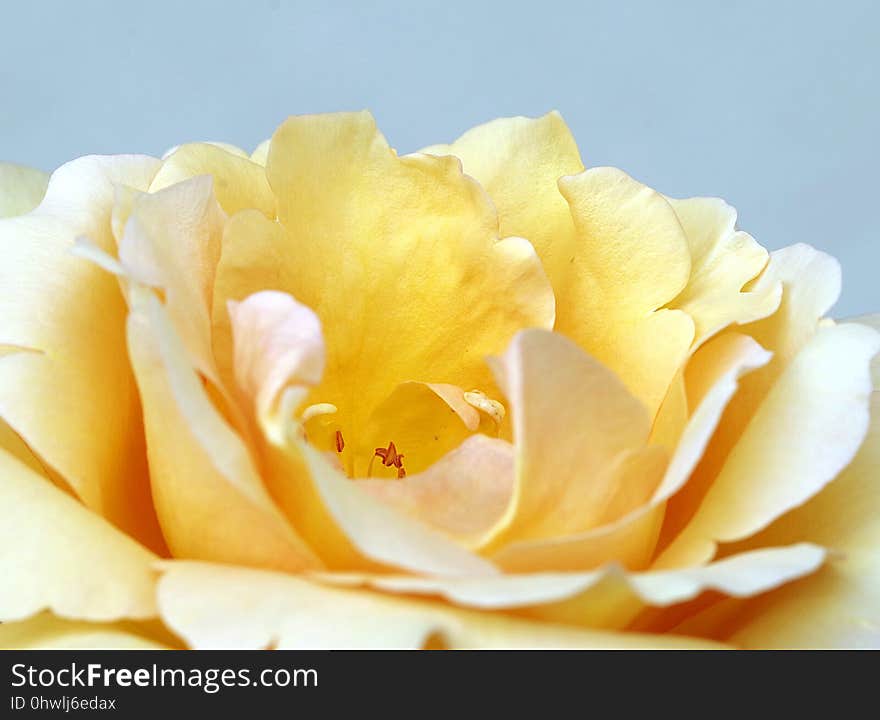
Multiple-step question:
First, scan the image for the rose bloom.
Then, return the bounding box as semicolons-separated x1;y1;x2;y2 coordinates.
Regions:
0;111;877;650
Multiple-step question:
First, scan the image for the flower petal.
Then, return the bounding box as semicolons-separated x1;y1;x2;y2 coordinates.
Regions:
150;143;275;218
217;111;554;448
421;111;584;290
0;614;171;650
0;154;164;549
487;329;660;546
492;331;773;572
0;448;157;623
119;175;225;384
0;162;48;218
657;321;880;568
126;287;321;572
356;435;513;549
157;561;725;649
674;316;880;648
557;168;695;414
666;196;781;346
228;289;324;436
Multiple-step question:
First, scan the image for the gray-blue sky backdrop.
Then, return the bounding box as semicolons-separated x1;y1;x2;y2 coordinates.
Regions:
2;0;876;315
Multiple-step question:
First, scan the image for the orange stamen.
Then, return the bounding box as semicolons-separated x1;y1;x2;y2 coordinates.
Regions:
335;430;345;453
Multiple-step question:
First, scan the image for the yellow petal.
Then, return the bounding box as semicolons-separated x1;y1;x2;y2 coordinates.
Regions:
150;143;275;218
313;542;824;632
126;287;321;572
657;321;880;568
421;111;584;290
355;435;513;549
493;331;772;573
0;614;171;650
157;561;725;649
0;449;157;623
0;162;48;218
666;196;781;346
0;154;164;549
488;329;659;545
218;111;554;453
272;441;498;576
250;139;271;165
676;316;880;648
119;175;225;383
557;168;695;414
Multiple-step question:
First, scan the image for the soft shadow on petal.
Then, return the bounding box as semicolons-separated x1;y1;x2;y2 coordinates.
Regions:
0;162;48;218
126;287;321;572
657;322;880;568
421;111;584;291
672;317;880;648
356;435;514;549
557;168;694;415
0;449;157;623
666;196;781;347
157;561;726;649
0;154;165;550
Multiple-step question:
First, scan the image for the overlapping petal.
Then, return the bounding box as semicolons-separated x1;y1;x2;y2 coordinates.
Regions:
0;162;48;218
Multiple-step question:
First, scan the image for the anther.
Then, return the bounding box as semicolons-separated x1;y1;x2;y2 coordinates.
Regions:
335;430;345;453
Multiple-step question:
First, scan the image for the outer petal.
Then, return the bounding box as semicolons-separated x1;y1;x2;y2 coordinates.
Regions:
313;542;824;631
557;168;694;414
217;111;554;447
666;197;781;346
0;615;171;650
421;111;584;290
0;154;164;549
119;175;225;384
675;316;880;648
0;449;157;623
657;322;880;568
150;143;275;218
0;162;48;218
157;561;725;649
126;287;321;572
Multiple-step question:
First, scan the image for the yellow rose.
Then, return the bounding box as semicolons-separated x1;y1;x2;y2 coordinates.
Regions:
1;111;877;649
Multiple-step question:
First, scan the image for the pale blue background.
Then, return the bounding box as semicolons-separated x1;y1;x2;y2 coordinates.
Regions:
2;0;877;315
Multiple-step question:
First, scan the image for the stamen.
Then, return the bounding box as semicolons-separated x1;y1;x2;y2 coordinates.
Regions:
375;441;407;478
463;390;506;425
335;430;345;453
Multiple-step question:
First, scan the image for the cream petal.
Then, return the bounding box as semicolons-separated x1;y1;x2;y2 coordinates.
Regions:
657;321;880;568
150;143;275;218
675;317;880;648
0;449;157;623
492;332;773;573
157;561;725;649
228;289;324;436
126;287;321;572
487;329;658;545
666;196;781;346
119;175;225;384
0;154;164;548
283;441;498;576
250;139;271;165
355;435;513;549
0;162;48;218
0;614;171;650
